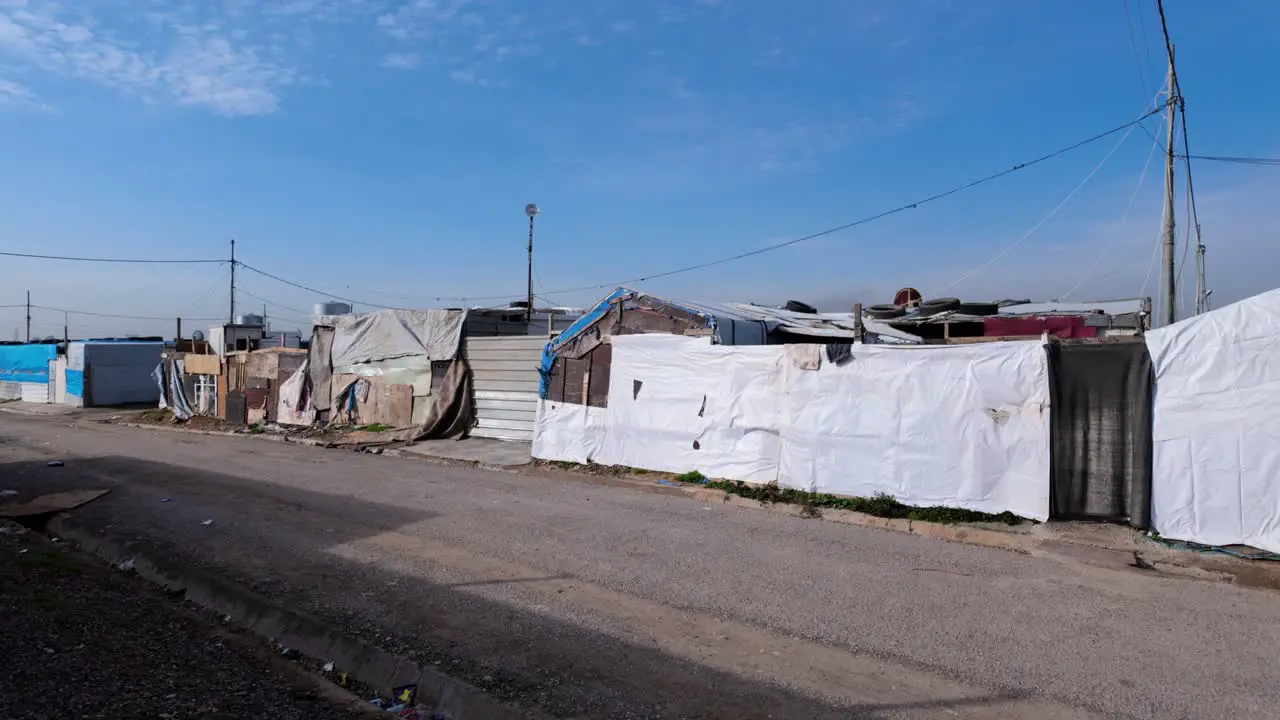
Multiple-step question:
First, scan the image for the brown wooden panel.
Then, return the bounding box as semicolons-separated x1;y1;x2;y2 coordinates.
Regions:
587;343;611;408
548;357;566;403
563;357;587;405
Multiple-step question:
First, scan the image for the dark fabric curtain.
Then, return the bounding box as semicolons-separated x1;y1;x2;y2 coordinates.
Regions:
1047;341;1153;527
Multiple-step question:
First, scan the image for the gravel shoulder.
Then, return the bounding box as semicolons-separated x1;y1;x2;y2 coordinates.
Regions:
0;521;369;720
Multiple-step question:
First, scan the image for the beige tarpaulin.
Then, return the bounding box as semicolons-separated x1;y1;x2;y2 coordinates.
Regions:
328;309;464;368
308;326;334;411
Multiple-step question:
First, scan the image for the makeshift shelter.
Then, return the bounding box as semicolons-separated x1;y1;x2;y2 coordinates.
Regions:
308;308;473;438
539;287;920;405
1146;288;1280;553
65;341;163;407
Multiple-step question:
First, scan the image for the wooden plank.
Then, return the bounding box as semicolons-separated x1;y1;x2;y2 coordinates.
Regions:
184;353;221;375
945;335;1043;344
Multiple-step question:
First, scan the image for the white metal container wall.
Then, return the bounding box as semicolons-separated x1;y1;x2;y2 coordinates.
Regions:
464;336;545;441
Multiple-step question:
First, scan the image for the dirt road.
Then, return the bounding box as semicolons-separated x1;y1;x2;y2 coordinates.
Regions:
1;410;1277;718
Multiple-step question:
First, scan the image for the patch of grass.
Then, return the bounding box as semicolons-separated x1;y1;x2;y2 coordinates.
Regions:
549;461;579;470
136;408;174;424
680;476;1023;526
674;470;708;484
356;424;392;433
19;548;81;573
246;423;265;435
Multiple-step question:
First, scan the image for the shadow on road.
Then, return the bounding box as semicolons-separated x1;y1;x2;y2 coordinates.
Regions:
0;454;1066;719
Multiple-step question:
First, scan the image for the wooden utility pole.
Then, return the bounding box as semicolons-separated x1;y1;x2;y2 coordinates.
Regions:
25;290;30;343
229;238;237;322
1158;49;1178;328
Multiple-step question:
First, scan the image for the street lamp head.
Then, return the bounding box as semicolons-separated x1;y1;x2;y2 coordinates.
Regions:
525;203;540;218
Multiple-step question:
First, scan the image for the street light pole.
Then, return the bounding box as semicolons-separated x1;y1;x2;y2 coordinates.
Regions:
525;203;539;324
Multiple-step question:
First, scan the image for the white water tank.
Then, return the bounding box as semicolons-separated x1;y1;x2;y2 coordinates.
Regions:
234;313;264;327
313;301;352;316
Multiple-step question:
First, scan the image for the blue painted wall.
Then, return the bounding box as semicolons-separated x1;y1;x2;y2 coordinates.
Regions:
65;369;84;398
0;344;57;384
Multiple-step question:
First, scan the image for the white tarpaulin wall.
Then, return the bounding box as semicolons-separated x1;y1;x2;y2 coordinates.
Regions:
1146;288;1280;553
534;334;1051;520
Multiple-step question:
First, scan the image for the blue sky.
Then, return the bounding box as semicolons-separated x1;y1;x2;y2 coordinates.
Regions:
1;0;1278;337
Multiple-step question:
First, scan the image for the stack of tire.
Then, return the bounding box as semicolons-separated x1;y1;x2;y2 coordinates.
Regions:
864;297;1000;320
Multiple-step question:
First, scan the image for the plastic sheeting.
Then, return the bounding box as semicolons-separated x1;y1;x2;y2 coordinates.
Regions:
535;335;1052;520
328;309;464;368
1147;288;1280;552
1047;341;1152;526
277;360;315;427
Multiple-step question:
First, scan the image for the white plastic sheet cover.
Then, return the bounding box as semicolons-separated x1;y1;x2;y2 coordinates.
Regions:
532;400;610;464
1146;288;1280;552
779;341;1051;521
533;335;1051;520
599;335;783;484
329;309;464;368
276;359;316;427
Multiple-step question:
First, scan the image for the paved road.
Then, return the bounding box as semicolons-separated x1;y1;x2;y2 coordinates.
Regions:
1;410;1278;719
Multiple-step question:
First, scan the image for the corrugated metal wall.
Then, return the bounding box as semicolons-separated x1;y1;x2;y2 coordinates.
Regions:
465;336;545;441
20;382;48;403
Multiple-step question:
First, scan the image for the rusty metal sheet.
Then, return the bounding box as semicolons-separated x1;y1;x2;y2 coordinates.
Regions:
0;488;111;518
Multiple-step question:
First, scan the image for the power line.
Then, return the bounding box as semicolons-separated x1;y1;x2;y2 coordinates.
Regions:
0;251;225;264
236;287;310;316
235;262;517;307
1121;0;1162;143
1156;0;1207;316
28;304;221;322
536;106;1166;299
934;115;1142;295
1060;124;1163;300
1177;154;1280;166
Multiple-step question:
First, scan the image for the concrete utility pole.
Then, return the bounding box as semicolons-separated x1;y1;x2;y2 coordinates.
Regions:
1158;48;1178;328
229;238;237;322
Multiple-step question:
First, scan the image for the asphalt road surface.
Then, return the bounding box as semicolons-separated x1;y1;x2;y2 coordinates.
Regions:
1;409;1277;719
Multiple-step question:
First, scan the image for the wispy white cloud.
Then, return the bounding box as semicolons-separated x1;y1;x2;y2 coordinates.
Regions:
0;75;32;103
380;51;419;69
0;2;301;116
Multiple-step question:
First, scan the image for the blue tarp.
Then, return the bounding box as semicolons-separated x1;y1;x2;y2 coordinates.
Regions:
539;288;631;398
0;344;57;384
